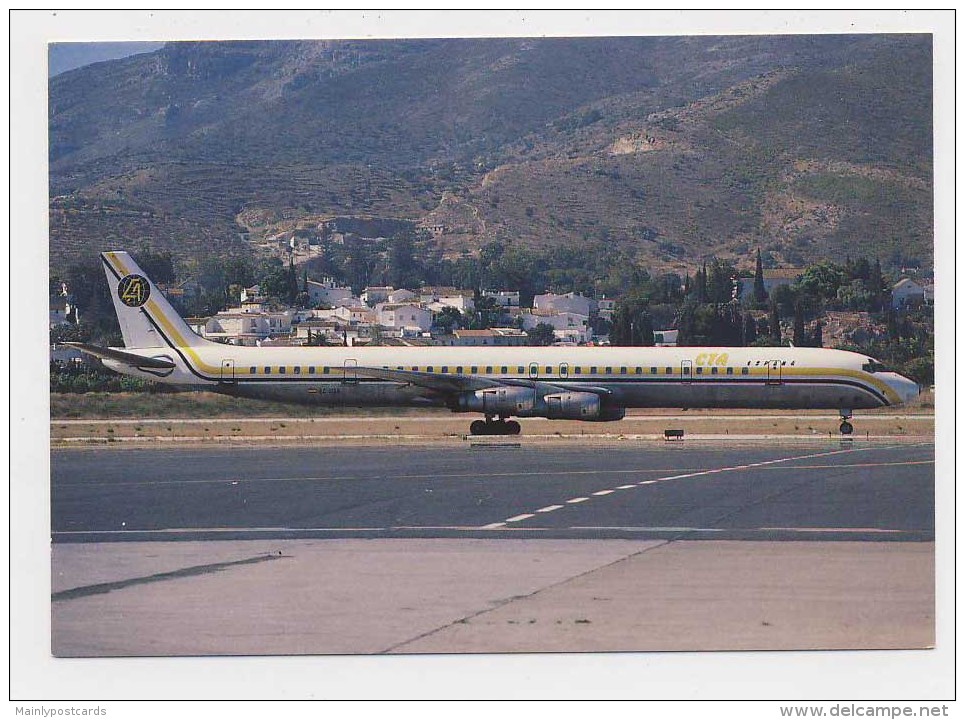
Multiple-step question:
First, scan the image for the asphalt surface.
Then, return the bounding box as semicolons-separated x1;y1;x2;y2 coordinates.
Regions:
51;440;935;543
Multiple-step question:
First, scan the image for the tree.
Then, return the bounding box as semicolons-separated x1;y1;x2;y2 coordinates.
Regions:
769;301;781;344
753;248;767;304
743;312;757;346
792;302;806;346
526;323;557;346
811;320;823;348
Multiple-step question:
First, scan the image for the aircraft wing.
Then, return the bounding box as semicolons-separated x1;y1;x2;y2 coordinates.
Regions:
63;342;177;370
353;366;503;394
354;366;613;398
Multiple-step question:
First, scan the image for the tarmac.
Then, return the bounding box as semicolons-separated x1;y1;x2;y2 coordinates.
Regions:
50;439;936;658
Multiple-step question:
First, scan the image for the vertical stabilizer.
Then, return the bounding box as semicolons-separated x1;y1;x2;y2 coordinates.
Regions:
100;251;209;349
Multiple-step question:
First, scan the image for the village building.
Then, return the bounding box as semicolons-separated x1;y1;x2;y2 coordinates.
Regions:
202;308;293;346
533;291;593;317
483;290;521;308
375;303;433;333
361;286;394;306
443;327;529;346
520;308;592;344
307;278;355;308
333;305;377;326
892;278;926;309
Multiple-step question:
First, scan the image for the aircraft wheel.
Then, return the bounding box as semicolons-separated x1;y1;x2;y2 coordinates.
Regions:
505;420;521;435
839;420;854;435
470;420;488;435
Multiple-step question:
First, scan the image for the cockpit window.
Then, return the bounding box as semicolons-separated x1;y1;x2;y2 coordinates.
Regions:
862;359;892;373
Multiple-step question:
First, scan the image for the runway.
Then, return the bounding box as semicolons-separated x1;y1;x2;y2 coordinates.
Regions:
49;439;936;657
51;440;934;543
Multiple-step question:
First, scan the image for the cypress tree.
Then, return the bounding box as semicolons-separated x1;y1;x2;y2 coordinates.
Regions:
753;248;767;304
812;320;823;348
743;312;757;346
769;301;781;344
793;302;806;346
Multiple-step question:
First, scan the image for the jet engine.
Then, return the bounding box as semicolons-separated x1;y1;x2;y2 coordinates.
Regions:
543;391;615;420
456;387;535;415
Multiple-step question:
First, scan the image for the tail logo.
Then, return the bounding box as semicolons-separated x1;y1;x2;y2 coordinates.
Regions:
118;274;151;307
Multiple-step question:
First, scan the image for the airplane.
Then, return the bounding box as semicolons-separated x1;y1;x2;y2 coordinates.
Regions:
67;251;922;436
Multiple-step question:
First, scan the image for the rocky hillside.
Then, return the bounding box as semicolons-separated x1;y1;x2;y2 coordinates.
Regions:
49;35;933;276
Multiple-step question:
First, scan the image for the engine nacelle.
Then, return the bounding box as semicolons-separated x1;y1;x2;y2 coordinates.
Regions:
456;387;535;415
543;391;606;420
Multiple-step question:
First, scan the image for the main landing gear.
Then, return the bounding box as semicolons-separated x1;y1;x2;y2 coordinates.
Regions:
838;409;854;436
470;418;521;436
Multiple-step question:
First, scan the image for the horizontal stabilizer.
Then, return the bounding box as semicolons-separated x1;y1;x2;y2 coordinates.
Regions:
64;342;176;370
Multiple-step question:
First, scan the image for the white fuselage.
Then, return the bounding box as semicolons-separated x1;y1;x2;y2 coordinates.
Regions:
106;342;919;415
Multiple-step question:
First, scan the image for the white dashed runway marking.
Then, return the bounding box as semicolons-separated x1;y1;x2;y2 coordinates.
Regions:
478;444;909;530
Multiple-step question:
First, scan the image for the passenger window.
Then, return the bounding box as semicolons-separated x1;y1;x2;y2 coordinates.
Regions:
726;367;734;375
501;366;508;374
279;367;286;374
590;366;597;374
250;366;257;374
264;367;271;374
605;366;612;374
456;366;463;374
545;365;552;374
517;366;524;374
711;367;718;375
696;367;703;374
650;367;657;374
427;366;434;372
471;366;478;374
323;367;330;374
441;366;448;373
620;367;627;374
485;366;492;373
635;367;642;374
741;367;749;375
294;367;301;374
574;366;582;375
309;366;315;374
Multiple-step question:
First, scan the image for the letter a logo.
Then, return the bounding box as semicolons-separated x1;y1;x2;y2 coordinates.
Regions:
118;274;150;307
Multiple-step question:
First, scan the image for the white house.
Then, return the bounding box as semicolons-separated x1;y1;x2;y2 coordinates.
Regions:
203;308;292;346
307;278;355;308
333;305;377;325
387;288;418;304
376;303;433;332
361;286;394;306
653;329;679;347
534;292;593;317
483;290;521;308
521;309;591;343
892;278;925;309
597;298;616;319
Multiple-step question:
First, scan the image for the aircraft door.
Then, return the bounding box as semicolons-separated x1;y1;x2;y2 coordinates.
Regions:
766;359;782;385
529;362;539;380
680;359;693;383
343;358;358;385
559;362;569;379
220;359;236;384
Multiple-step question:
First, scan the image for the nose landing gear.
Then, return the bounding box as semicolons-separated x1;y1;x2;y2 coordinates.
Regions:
469;418;522;436
838;409;854;436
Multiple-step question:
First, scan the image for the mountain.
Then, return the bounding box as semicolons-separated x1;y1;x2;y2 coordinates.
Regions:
49;35;933;276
